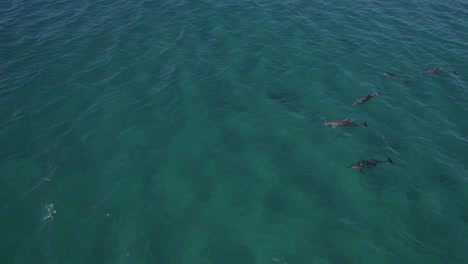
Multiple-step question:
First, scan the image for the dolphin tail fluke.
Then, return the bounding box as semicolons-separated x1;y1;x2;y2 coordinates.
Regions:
387;157;394;164
362;121;368;127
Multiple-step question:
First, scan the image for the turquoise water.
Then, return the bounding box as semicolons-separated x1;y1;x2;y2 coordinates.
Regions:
1;0;468;263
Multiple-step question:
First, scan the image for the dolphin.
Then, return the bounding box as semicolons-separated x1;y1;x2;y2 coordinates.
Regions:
384;72;409;83
349;157;393;172
324;118;367;128
353;93;379;106
420;67;457;75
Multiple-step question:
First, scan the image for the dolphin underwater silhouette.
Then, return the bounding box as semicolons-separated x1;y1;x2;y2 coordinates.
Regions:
353;93;379;106
323;118;368;128
420;67;457;75
349;158;394;172
384;72;409;83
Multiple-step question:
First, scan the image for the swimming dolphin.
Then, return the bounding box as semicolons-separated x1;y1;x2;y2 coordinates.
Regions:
353;93;379;106
420;67;457;75
349;157;393;171
384;72;409;83
324;118;367;128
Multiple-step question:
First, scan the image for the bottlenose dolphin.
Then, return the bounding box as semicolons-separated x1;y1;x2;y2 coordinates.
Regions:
420;67;457;75
324;118;367;128
384;72;409;83
349;158;393;172
353;93;379;106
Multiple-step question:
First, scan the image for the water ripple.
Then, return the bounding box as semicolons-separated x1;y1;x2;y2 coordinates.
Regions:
1;0;468;263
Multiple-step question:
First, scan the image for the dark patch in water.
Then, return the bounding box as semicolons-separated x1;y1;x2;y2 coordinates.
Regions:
267;90;297;101
203;81;249;116
364;172;398;190
266;89;303;113
329;252;355;264
220;127;245;155
406;185;421;201
459;207;468;225
143;216;175;263
436;174;458;187
339;35;362;52
195;188;212;205
202;240;255;264
263;187;289;215
87;213;116;263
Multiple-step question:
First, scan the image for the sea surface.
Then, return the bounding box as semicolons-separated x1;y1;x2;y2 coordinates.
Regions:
1;0;468;263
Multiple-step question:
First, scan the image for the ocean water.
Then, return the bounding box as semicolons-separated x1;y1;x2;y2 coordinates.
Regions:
1;0;468;263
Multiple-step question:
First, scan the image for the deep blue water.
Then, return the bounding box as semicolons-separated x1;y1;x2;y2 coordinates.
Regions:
1;0;468;263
